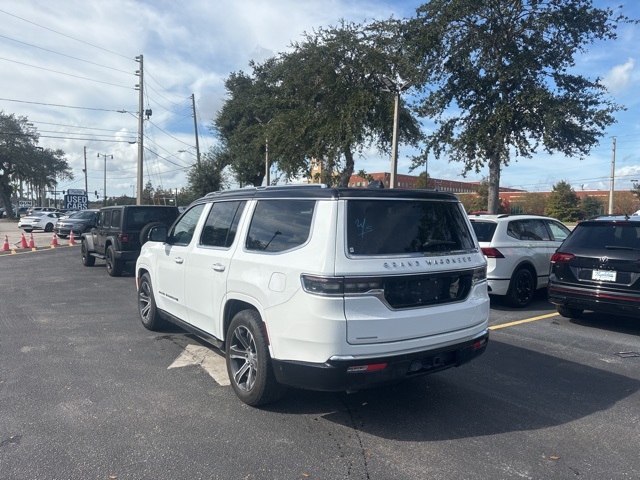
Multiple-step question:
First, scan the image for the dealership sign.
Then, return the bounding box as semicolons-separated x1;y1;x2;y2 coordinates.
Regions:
64;190;88;210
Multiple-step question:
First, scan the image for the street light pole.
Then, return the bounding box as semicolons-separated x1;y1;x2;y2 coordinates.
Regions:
97;153;113;207
380;77;411;189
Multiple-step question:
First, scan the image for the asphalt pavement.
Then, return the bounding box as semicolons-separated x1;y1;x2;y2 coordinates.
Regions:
0;218;74;251
1;247;639;480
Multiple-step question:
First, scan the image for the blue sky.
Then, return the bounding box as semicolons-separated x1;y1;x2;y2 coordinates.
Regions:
1;0;638;198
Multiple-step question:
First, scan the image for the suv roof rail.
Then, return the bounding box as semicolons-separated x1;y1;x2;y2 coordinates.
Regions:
205;184;330;198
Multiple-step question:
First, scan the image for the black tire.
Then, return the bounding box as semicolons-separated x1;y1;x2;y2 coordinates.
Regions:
57;234;68;239
557;305;584;319
506;267;536;307
226;310;286;406
44;222;54;232
138;273;166;330
23;228;33;233
140;222;165;246
81;240;95;266
106;245;123;277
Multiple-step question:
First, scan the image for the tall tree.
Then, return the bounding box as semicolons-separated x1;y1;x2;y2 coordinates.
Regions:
269;20;423;186
404;0;631;213
186;145;230;197
0;111;72;216
215;21;423;187
545;180;581;222
580;195;604;218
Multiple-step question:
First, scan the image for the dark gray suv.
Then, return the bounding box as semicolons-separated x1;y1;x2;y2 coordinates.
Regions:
549;215;640;319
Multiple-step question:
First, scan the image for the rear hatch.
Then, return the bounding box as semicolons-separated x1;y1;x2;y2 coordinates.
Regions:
553;221;640;292
335;196;487;344
122;206;179;251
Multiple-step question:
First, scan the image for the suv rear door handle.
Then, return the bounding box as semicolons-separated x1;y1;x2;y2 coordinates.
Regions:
174;257;184;264
212;263;225;272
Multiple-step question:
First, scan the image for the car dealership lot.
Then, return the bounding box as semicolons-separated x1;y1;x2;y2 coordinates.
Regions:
1;248;639;479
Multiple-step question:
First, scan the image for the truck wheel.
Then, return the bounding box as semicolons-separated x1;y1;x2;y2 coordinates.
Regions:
81;240;95;266
138;273;166;330
226;310;286;406
106;245;123;277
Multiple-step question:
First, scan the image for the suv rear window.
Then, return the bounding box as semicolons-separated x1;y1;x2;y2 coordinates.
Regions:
563;222;640;249
126;207;178;230
346;200;475;255
470;221;497;242
246;200;315;252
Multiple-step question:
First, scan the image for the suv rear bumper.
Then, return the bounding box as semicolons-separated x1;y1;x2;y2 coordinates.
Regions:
271;332;489;391
548;283;640;317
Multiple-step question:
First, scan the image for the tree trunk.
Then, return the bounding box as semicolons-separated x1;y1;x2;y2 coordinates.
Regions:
337;144;355;187
487;154;501;214
0;175;14;218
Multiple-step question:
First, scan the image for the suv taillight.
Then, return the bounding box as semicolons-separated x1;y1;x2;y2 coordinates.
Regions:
301;275;382;296
550;252;574;264
118;233;129;243
481;247;504;258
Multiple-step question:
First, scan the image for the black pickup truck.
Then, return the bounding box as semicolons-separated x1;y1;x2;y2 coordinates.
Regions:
81;205;180;276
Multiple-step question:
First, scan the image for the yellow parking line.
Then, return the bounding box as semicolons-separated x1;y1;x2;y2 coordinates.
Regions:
489;312;559;330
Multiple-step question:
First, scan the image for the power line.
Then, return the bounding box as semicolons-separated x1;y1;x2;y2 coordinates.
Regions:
0;8;132;60
0;56;133;89
0;33;133;75
0;97;132;113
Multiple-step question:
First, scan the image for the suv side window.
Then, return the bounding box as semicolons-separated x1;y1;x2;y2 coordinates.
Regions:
507;219;550;241
546;220;570;241
170;204;206;246
103;210;112;228
111;209;122;228
201;201;246;248
246;200;315;252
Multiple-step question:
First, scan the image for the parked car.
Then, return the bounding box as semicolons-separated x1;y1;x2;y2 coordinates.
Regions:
1;206;28;218
18;211;64;233
548;215;640;319
54;209;99;238
136;185;490;406
26;206;58;216
81;205;180;276
468;214;571;307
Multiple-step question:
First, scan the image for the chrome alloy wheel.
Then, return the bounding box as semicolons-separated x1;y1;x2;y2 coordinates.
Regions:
228;325;258;392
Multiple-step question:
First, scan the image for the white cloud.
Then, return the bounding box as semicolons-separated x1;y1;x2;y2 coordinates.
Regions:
603;58;635;95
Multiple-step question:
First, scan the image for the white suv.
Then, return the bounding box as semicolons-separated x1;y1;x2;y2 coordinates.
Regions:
468;214;571;307
136;185;490;405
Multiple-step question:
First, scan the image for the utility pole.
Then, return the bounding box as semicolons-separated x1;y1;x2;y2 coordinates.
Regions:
609;136;616;214
191;94;201;167
97;153;113;207
83;146;88;195
136;54;144;205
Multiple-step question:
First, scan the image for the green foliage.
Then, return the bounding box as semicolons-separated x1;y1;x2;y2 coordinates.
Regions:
580;195;604;218
465;178;507;213
186;146;229;197
214;20;423;187
0;111;72;217
403;0;630;213
516;192;548;215
545;180;581;221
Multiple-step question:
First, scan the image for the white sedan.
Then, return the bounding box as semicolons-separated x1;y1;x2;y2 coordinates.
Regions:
18;212;64;233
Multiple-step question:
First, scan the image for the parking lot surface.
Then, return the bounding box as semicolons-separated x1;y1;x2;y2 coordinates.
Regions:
1;248;639;479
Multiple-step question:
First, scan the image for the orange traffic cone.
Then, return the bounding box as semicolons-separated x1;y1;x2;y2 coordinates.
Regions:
51;232;59;248
20;233;28;249
28;233;35;249
68;230;75;246
2;235;9;252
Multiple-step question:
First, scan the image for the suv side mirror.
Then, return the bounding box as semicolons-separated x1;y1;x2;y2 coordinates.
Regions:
149;225;168;243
